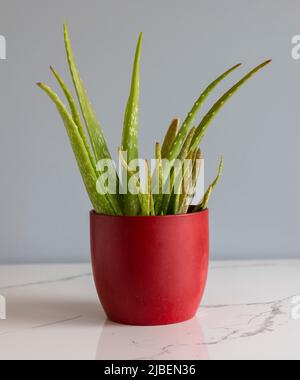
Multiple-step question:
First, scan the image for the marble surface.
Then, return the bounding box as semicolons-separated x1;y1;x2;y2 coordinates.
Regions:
0;261;299;360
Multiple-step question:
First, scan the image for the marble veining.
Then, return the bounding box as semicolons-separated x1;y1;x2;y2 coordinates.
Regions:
0;272;92;291
0;261;299;360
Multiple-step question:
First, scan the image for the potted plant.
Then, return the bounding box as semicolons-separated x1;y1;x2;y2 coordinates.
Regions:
38;24;270;326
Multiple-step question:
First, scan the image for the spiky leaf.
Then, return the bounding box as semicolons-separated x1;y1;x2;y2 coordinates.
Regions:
64;23;111;162
167;64;242;161
38;83;116;215
161;118;180;158
50;66;96;169
122;33;143;215
191;60;272;151
194;157;223;212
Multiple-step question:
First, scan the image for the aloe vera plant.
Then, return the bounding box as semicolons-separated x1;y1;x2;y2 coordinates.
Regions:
38;24;271;216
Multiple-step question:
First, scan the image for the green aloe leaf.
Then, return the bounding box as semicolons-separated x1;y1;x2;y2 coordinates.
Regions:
138;164;149;216
174;150;195;214
121;33;143;215
161;118;180;158
179;149;201;214
167;63;242;161
153;143;163;215
178;127;196;160
191;60;272;151
119;148;152;216
194;157;223;212
136;160;153;216
39;26;271;217
118;147;140;190
198;186;213;211
189;149;202;209
146;160;152;216
37;83;116;215
170;128;196;214
50;66;96;169
64;24;123;214
150;194;155;216
64;23;111;162
161;169;174;215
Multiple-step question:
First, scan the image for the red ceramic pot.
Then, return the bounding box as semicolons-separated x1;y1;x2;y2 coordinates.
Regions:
90;210;210;326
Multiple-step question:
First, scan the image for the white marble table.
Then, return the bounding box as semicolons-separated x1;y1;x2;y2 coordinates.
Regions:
0;261;299;360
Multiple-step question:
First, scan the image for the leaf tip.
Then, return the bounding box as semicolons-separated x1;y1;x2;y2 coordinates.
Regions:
63;22;70;42
261;59;272;68
136;32;143;50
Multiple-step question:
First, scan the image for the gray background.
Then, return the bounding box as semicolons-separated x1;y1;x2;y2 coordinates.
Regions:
0;0;299;264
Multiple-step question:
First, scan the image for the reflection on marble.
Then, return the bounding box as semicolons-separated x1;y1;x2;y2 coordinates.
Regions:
96;318;209;360
0;261;299;360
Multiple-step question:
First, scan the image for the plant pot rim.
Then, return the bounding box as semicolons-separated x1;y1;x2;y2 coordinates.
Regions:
90;208;208;219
